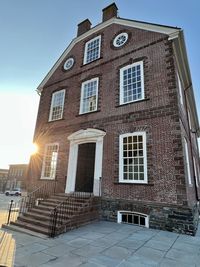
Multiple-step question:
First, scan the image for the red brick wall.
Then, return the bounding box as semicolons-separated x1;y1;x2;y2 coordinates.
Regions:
27;23;195;207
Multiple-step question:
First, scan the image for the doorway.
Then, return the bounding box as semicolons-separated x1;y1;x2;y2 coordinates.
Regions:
75;143;96;192
65;128;106;196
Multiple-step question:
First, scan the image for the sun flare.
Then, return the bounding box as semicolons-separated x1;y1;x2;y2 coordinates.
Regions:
30;143;38;155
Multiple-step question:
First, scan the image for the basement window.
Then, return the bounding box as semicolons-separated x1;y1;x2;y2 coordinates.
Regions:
118;211;149;228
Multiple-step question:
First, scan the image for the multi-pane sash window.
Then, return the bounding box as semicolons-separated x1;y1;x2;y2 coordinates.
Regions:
41;144;58;179
84;36;101;64
49;90;65;121
120;61;144;105
80;78;99;114
119;132;147;183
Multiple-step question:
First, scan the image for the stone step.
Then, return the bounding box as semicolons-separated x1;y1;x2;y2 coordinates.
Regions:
37;203;84;212
10;221;49;235
23;211;50;221
40;200;85;208
18;215;51;227
2;224;47;239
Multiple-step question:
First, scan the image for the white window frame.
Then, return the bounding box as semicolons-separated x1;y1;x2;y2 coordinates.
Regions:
184;137;192;185
83;35;101;65
177;73;184;105
120;61;144;105
117;211;149;228
49;89;65;122
119;132;147;184
41;143;59;180
79;77;99;114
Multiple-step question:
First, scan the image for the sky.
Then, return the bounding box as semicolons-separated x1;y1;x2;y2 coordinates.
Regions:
0;0;199;169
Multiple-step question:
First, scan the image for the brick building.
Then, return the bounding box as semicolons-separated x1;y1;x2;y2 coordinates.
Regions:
6;164;28;190
0;169;8;192
27;3;200;235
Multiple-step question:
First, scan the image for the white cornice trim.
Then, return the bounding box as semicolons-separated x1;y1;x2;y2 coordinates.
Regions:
37;17;181;92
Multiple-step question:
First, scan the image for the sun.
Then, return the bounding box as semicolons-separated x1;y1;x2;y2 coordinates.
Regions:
30;143;38;155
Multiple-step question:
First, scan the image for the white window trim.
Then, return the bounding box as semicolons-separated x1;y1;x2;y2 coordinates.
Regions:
120;61;144;105
83;35;101;65
184;137;192;185
119;131;147;184
79;77;99;115
113;32;128;47
49;89;65;122
117;211;149;228
177;73;184;105
41;143;59;180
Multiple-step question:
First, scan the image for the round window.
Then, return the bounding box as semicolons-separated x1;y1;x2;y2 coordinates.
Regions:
63;57;74;70
113;32;128;48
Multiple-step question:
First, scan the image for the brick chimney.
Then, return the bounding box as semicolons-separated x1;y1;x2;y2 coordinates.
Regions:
102;3;118;22
77;19;92;37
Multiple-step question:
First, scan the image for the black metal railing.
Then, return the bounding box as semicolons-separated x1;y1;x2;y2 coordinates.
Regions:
49;191;93;237
6;181;59;225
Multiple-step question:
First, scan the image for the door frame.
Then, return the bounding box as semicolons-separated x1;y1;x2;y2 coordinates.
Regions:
65;128;106;196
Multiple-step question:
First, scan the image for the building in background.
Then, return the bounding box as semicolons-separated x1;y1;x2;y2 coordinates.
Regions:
26;3;200;235
6;164;28;190
0;169;9;192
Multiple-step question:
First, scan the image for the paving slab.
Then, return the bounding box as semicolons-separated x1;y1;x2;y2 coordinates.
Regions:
165;248;200;265
72;244;106;257
102;245;132;260
89;255;122;267
159;258;196;267
118;238;145;251
40;253;86;267
15;251;57;267
131;246;165;264
144;238;174;251
42;243;76;257
66;237;93;248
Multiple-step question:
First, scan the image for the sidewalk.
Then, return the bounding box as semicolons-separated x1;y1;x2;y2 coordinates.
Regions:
3;221;200;267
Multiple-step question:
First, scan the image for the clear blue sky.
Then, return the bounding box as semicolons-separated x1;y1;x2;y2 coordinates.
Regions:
0;0;199;168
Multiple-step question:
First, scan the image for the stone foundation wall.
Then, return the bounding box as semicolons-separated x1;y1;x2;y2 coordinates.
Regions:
101;198;199;236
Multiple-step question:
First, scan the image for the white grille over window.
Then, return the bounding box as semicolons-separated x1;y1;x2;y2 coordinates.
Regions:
113;33;128;47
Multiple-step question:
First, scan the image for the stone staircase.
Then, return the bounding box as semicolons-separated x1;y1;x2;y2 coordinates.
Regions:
4;193;100;237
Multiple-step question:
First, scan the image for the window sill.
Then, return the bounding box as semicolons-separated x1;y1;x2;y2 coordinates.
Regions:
40;177;55;180
114;181;154;186
48;118;65;123
81;56;103;67
76;109;101;117
116;97;150;108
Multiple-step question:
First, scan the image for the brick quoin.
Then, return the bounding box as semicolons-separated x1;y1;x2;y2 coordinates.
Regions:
27;4;200;235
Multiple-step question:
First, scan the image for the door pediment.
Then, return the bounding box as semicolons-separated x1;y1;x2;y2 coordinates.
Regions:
68;128;106;143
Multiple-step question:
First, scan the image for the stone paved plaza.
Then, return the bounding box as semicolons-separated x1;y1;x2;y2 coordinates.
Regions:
3;221;200;267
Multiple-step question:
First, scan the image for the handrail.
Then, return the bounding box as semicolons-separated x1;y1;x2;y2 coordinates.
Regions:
49;191;93;237
6;180;60;225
